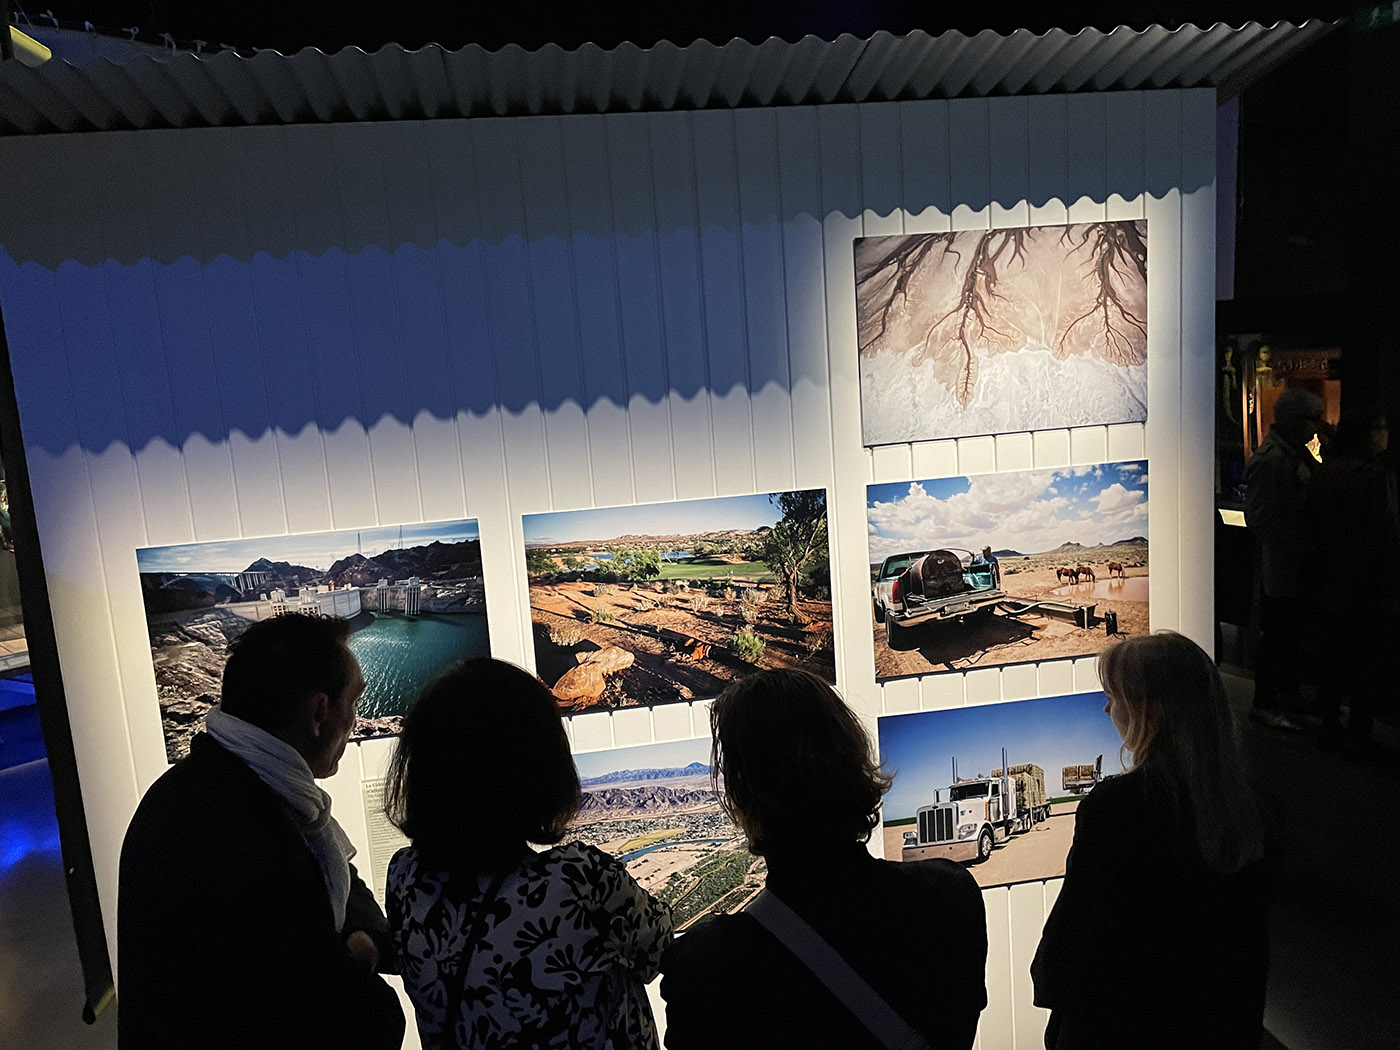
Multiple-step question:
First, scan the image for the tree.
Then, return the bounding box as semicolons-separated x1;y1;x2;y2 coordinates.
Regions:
561;553;587;572
761;491;828;619
610;546;661;582
526;549;558;577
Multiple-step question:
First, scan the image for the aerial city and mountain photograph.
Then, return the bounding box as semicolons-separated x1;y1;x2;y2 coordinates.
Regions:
855;220;1149;445
868;460;1149;679
569;737;763;930
877;692;1124;888
523;490;834;713
137;519;488;761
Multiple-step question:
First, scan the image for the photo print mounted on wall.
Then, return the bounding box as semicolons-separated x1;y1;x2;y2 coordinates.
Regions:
570;736;763;930
137;519;489;763
878;692;1124;888
855;221;1148;445
868;461;1148;680
524;490;833;713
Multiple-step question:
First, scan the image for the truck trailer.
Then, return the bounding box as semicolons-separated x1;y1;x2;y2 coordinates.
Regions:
1062;755;1105;795
902;749;1050;864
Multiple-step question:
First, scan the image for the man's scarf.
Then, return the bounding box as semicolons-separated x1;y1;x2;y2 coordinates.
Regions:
205;706;355;932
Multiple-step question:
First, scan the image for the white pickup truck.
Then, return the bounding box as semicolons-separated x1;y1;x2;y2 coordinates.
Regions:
872;548;1005;648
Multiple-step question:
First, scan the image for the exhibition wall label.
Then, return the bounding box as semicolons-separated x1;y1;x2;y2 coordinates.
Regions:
569;736;763;929
878;692;1123;888
136;519;489;762
523;490;833;713
855;221;1148;445
868;461;1148;680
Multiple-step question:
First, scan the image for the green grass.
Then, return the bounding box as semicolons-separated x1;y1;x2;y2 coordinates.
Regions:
883;816;916;827
657;557;774;582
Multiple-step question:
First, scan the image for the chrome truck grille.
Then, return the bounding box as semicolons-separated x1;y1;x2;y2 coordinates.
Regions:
918;806;955;844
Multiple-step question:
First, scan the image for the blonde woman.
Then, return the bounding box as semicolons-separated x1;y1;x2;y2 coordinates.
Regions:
1031;632;1274;1049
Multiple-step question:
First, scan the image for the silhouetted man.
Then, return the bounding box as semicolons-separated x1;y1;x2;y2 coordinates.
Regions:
118;613;404;1050
1245;387;1324;730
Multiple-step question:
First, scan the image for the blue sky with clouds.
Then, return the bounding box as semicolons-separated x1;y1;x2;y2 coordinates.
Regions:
524;490;822;545
137;518;480;572
866;460;1147;562
878;692;1124;819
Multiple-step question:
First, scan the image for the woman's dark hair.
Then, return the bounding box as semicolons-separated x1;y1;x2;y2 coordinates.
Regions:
384;658;581;870
220;613;353;733
710;669;890;856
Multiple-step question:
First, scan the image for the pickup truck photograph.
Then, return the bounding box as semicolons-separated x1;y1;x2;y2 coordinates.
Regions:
871;547;1004;648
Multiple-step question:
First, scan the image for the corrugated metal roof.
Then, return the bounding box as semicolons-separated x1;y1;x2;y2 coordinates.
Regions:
0;21;1331;136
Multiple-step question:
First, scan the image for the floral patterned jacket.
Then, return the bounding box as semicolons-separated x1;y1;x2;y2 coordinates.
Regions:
388;842;673;1050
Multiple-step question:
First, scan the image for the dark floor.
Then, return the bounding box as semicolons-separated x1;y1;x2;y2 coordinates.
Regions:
1;670;1397;1049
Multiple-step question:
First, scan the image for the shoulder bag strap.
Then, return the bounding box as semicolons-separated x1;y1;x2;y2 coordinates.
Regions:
745;888;932;1050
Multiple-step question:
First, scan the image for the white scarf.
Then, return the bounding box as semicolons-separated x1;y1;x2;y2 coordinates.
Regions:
205;706;356;932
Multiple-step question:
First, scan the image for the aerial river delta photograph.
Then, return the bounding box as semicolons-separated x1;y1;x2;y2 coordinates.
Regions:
855;220;1148;445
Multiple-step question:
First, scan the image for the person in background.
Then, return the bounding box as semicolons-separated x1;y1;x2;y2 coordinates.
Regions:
1307;412;1400;747
118;613;404;1050
1244;385;1325;730
384;658;672;1050
1031;632;1274;1050
661;669;987;1050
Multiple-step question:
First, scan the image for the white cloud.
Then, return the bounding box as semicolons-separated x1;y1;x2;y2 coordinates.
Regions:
868;468;1149;560
1095;483;1145;515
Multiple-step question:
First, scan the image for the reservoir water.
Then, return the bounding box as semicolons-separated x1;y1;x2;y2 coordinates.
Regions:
347;611;490;718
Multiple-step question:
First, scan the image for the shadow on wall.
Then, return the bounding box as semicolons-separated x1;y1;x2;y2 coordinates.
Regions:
0;99;1204;456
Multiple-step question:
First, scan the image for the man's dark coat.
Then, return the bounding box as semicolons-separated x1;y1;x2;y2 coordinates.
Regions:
118;734;404;1050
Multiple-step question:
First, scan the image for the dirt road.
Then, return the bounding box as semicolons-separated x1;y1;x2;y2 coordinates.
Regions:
882;798;1081;888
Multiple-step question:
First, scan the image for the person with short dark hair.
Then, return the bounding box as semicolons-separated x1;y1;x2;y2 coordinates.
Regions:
660;669;988;1050
1245;385;1325;729
384;657;673;1050
118;613;404;1050
1307;412;1400;745
1031;632;1274;1049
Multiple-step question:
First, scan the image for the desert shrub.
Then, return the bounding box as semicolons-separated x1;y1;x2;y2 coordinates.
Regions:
665;580;685;595
739;588;764;609
804;626;834;655
593;581;615;597
690;594;709;614
548;622;586;647
589;607;616;624
729;630;764;663
739;603;760;625
721;586;737;601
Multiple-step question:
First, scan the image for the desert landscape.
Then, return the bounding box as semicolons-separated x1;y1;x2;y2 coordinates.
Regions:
568;744;764;929
526;491;833;712
882;799;1082;888
873;540;1148;678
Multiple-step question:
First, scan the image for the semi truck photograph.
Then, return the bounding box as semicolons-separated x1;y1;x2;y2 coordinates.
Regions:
878;692;1127;887
900;749;1050;864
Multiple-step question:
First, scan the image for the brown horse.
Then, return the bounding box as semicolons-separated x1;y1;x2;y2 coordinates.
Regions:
1057;566;1079;584
1107;561;1125;579
1077;565;1096;583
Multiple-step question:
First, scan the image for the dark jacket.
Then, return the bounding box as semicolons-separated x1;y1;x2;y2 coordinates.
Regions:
117;734;404;1050
1031;769;1274;1050
660;843;987;1050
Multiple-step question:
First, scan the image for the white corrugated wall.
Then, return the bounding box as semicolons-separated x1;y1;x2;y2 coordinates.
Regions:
0;88;1215;1049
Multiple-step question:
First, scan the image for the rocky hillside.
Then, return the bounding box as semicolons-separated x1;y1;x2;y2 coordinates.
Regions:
577;784;714;816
